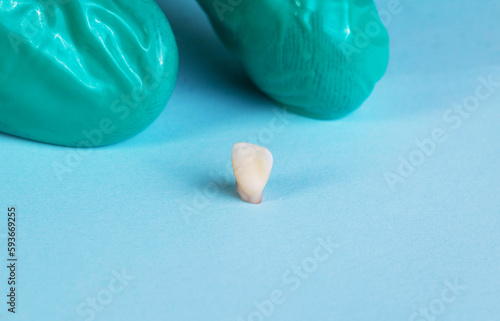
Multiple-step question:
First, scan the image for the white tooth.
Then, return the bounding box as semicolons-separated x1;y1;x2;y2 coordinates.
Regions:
231;142;273;204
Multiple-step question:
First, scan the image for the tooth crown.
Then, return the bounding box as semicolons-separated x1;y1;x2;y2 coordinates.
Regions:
232;143;273;204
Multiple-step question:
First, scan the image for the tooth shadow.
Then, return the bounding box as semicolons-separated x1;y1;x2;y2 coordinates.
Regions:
195;175;240;203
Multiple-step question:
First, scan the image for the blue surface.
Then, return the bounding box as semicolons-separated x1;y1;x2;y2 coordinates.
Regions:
1;0;499;320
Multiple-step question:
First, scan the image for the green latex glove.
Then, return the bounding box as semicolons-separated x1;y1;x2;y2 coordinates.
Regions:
197;0;389;119
0;0;178;147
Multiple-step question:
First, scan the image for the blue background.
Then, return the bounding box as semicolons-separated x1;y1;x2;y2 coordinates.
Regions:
1;0;499;320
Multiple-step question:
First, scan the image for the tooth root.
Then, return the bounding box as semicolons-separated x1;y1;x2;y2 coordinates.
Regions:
236;183;263;204
231;143;273;204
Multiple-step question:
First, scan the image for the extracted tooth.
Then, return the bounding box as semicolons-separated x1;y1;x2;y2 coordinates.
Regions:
232;143;273;204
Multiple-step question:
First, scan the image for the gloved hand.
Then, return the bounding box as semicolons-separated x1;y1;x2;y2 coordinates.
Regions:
0;0;178;147
196;0;389;119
